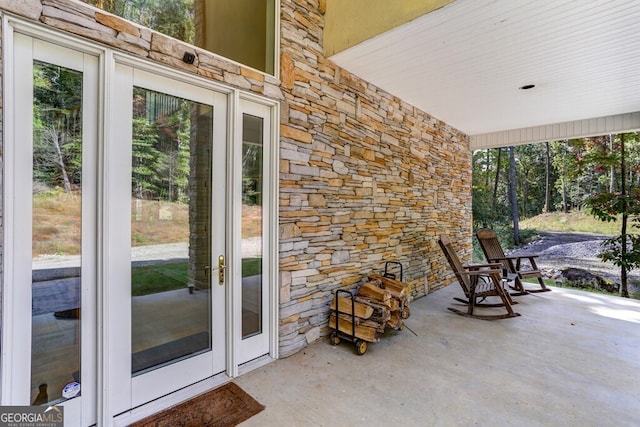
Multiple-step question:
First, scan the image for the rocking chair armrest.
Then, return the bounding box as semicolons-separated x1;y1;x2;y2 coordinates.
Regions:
486;255;518;262
463;263;501;271
463;268;502;277
489;254;538;262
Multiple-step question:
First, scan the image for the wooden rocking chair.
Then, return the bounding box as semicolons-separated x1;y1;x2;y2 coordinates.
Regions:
476;228;551;295
438;235;520;320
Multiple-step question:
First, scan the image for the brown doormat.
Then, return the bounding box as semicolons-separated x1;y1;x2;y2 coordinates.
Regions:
129;382;265;427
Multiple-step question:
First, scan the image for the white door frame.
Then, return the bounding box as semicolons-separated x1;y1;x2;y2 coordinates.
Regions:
1;16;279;425
1;25;100;427
232;97;279;369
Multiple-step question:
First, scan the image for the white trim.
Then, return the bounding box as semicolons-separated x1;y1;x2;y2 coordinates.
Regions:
113;53;234;96
238;354;275;376
4;29;36;405
112;372;232;426
235;99;279;365
2;13;281;423
77;42;100;427
228;90;241;378
272;0;282;81
2;25;101;425
470;112;640;150
108;61;135;415
269;99;280;360
1;15;20;404
97;48;114;427
4;14;106;56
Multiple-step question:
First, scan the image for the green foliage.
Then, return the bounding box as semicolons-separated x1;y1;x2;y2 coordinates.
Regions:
132;117;162;198
597;235;640;271
83;0;195;43
581;132;640;296
513;143;551;217
242;140;264;206
586;190;640;223
33;61;83;191
131;89;195;203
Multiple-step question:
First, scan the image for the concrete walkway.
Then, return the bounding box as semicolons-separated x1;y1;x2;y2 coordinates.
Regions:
236;285;640;427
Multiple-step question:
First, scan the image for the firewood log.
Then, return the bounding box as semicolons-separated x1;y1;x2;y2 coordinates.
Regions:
359;318;386;334
353;297;391;322
386;311;403;330
329;313;379;342
369;274;410;296
357;282;391;302
330;296;374;319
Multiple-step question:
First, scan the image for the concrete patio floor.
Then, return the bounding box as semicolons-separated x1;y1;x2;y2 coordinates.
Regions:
236;284;640;426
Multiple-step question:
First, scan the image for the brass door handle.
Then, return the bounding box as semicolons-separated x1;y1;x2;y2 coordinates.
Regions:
208;255;226;285
216;255;225;285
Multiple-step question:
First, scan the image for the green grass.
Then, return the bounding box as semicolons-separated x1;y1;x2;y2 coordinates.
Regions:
132;258;262;296
131;262;188;296
520;211;625;235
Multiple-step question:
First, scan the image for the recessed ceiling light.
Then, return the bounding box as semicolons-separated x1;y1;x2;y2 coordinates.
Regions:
519;84;536;90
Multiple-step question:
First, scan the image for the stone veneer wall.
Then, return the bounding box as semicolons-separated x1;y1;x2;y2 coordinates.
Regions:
0;0;472;358
277;0;471;355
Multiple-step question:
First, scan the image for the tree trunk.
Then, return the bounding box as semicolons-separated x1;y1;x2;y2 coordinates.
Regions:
508;146;520;245
543;141;551;213
50;128;72;193
609;134;615;192
561;140;568;213
492;147;502;205
485;149;491;188
619;133;629;298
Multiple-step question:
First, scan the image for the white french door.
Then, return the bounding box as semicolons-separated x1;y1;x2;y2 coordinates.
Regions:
3;21;277;424
235;100;274;365
109;64;228;411
2;34;98;426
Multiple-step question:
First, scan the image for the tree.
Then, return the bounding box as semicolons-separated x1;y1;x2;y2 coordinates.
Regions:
131;117;161;199
33;61;83;192
83;0;195;43
471;148;510;229
584;133;640;298
514;143;548;218
508;146;520;245
543;141;551;213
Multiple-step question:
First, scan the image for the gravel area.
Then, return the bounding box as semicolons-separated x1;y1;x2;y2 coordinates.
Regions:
507;231;640;292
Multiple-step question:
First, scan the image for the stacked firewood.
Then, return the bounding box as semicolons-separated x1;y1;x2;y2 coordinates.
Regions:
329;274;411;343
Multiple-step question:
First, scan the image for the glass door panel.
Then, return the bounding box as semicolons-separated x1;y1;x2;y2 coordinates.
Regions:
6;33;97;425
130;88;213;374
237;100;272;365
111;65;227;411
241;114;264;339
31;60;84;405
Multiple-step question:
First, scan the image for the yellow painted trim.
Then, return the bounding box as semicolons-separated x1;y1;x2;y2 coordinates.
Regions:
324;0;455;56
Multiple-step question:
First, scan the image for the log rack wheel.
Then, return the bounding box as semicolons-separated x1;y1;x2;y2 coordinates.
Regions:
330;331;341;345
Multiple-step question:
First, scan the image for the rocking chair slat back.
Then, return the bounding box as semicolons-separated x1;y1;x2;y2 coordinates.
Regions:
476;228;551;294
438;234;520;320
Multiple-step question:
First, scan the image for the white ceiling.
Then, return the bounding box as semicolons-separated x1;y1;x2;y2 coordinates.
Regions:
330;0;640;147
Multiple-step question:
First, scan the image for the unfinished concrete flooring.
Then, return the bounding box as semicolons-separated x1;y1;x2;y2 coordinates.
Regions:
236;285;640;426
